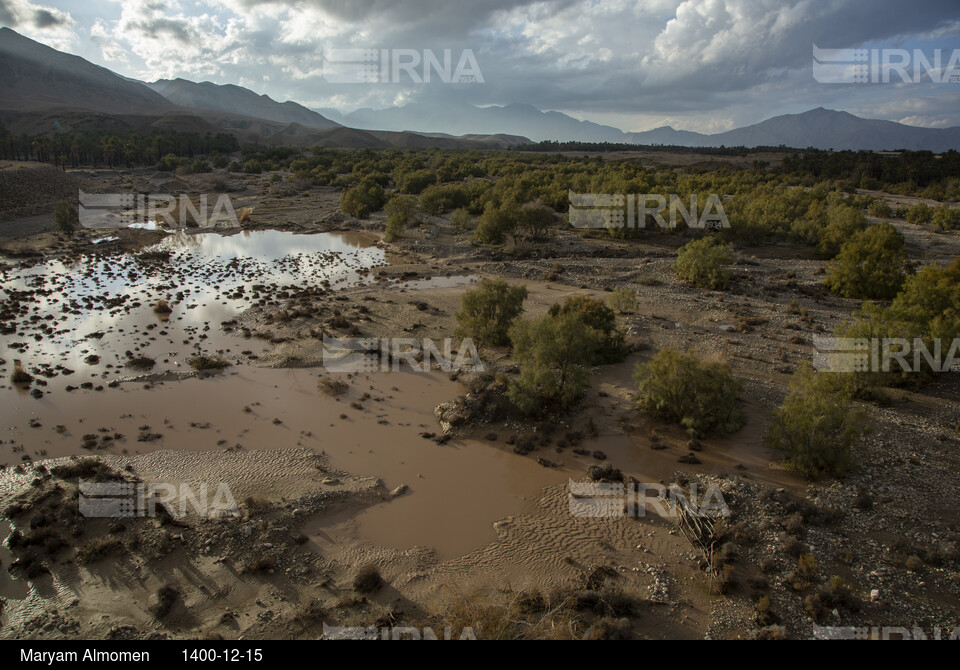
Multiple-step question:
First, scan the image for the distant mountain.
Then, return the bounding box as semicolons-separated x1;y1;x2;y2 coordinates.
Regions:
148;78;340;130
318;101;627;143
322;101;960;152
705;108;960;152
0;26;171;114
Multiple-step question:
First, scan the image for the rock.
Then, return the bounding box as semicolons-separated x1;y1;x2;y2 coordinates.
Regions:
390;484;408;497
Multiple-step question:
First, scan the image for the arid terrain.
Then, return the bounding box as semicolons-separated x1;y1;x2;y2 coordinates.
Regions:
1;157;959;641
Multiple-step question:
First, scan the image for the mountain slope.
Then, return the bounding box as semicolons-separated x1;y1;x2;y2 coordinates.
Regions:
148;78;340;129
708;108;960;152
0;27;171;114
322;101;628;143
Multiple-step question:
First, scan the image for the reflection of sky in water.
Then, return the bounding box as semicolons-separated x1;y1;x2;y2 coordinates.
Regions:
0;232;386;373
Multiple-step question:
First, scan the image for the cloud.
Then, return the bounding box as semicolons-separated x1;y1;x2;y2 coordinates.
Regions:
64;0;960;129
0;0;75;50
0;0;72;29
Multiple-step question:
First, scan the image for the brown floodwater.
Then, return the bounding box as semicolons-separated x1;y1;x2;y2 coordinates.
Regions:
0;230;538;560
1;229;778;566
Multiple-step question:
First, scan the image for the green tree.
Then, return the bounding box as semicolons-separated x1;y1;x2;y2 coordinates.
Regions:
906;203;933;225
474;201;519;244
518;202;555;239
548;295;626;363
634;348;745;437
766;364;867;478
341;179;386;218
508;311;606;415
54;201;79;234
384;195;418;242
932;206;960;231
450;208;472;233
825;223;907;299
675;237;734;290
455;279;528;347
608;288;637;315
818;205;867;258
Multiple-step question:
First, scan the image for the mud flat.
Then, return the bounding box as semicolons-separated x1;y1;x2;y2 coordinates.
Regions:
2;167;959;639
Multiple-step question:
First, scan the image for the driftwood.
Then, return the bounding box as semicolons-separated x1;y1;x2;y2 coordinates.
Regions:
676;498;720;566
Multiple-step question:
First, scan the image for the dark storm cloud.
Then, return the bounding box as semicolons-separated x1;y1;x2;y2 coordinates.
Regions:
0;0;73;30
127;17;198;45
32;8;66;28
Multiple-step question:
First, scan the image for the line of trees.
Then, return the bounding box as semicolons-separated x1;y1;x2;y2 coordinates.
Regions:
0;127;239;168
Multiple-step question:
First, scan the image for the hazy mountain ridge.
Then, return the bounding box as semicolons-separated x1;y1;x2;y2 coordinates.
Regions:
147;78;340;130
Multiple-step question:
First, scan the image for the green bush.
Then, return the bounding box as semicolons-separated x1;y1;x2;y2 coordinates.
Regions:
157;154;180;171
839;258;960;388
384;195;418;242
341;179;386;218
634;348;745;437
548;295;626;363
765;364;867;478
867;199;893;218
607;288;637;315
932;206;960;231
508;311;606;415
418;183;471;214
242;159;262;174
518;203;555;239
54;201;79;234
906;203;933;225
817;205;867;258
455;278;528;347
451;208;472;233
825;223;908;300
474;201;519;244
395;169;437;195
675;237;734;290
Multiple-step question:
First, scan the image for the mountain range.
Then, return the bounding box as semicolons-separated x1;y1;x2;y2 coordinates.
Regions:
320;100;960;151
2;27;959;152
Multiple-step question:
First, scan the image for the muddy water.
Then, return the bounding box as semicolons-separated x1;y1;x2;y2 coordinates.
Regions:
2;361;565;557
0;231;385;375
0;230;544;560
1;229;779;569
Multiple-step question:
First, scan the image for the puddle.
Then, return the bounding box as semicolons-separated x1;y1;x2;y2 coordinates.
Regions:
0;231;388;379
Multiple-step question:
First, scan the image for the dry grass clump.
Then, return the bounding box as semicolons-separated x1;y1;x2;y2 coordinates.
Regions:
153;585;180;618
353;564;384;593
153;299;173;314
76;536;126;564
438;584;592;640
189;356;230;371
126;355;156;370
10;361;33;385
319;376;349;398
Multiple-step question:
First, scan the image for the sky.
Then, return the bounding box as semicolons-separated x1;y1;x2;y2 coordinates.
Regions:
1;0;959;133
